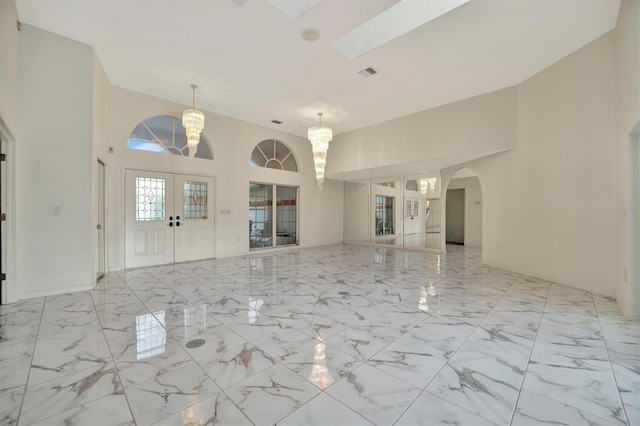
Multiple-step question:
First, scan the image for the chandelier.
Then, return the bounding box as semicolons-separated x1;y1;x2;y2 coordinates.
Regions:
182;84;205;158
307;112;333;189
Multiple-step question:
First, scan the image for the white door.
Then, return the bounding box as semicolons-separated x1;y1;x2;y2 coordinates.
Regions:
173;173;215;263
125;170;215;268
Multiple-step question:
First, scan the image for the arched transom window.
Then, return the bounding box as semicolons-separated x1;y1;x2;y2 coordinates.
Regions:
250;139;297;172
127;115;213;160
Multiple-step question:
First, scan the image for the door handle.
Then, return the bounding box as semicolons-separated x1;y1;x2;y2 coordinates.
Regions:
176;221;181;227
169;222;173;227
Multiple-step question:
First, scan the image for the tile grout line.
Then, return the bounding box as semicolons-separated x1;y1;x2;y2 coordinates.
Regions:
15;297;46;426
138;264;255;426
506;281;552;425
389;271;522;425
89;277;139;426
593;297;631;426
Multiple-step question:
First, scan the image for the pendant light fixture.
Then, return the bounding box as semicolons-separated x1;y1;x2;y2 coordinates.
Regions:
182;84;205;158
307;112;333;189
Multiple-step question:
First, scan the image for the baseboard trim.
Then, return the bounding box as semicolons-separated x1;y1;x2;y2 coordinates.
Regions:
617;296;640;321
19;282;95;300
482;258;617;298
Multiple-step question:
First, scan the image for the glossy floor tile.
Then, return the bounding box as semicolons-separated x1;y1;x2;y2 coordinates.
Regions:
0;244;637;425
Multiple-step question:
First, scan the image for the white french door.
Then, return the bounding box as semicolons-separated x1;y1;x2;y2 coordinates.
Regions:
125;169;215;268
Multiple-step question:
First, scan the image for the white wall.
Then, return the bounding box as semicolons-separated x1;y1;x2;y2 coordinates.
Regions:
614;0;640;316
336;24;622;298
105;87;343;270
17;25;95;298
448;176;482;247
327;87;518;176
0;0;19;134
445;30;618;296
343;181;369;242
92;53;111;280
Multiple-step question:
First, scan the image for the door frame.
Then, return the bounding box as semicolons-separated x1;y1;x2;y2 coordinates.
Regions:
0;116;16;304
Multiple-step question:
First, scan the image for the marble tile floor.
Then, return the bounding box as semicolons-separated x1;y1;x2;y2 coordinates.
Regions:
0;244;638;426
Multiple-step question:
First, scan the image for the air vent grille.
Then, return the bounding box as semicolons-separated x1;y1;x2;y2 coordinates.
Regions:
358;67;378;77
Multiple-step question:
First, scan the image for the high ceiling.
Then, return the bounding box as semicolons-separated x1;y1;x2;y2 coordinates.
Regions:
16;0;620;138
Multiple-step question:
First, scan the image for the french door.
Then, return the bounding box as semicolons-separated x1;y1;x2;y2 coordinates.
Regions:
125;169;215;268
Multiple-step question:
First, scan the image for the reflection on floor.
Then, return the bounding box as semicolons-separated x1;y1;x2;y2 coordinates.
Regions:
1;244;638;425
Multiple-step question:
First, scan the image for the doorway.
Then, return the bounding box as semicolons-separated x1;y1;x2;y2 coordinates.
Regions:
125;169;215;268
446;188;465;244
96;160;106;279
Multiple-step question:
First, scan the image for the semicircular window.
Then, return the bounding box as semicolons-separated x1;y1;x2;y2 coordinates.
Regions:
127;115;213;160
250;139;297;172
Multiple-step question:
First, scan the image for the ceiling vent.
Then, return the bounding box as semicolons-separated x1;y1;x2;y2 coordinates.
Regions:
271;119;283;125
358;67;378;77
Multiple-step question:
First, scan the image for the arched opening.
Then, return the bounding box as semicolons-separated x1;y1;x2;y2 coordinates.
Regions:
444;167;483;248
249;139;298;172
127;115;213;160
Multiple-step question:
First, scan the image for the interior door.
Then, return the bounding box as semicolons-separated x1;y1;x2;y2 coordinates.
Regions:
125;169;175;268
174;174;215;262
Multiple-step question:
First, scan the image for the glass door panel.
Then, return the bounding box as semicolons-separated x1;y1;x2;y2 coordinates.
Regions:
249;183;273;249
276;185;297;246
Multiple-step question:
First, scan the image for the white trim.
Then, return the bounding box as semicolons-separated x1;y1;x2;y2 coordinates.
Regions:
617;295;640;321
626;118;640;317
0;116;17;304
483;258;617;298
19;282;95;300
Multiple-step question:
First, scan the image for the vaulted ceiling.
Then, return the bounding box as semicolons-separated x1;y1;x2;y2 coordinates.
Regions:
16;0;620;138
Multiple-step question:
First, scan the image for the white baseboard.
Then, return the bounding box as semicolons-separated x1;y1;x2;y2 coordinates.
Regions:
482;258;617;298
617;296;640;321
19;282;95;300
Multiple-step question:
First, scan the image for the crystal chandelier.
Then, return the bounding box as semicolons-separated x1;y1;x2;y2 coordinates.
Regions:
307;112;333;189
182;84;205;158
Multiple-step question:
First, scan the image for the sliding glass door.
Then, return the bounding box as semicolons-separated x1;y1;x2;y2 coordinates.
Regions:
249;183;298;249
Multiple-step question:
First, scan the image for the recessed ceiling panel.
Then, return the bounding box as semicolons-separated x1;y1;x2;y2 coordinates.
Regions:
265;0;322;19
334;0;470;58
